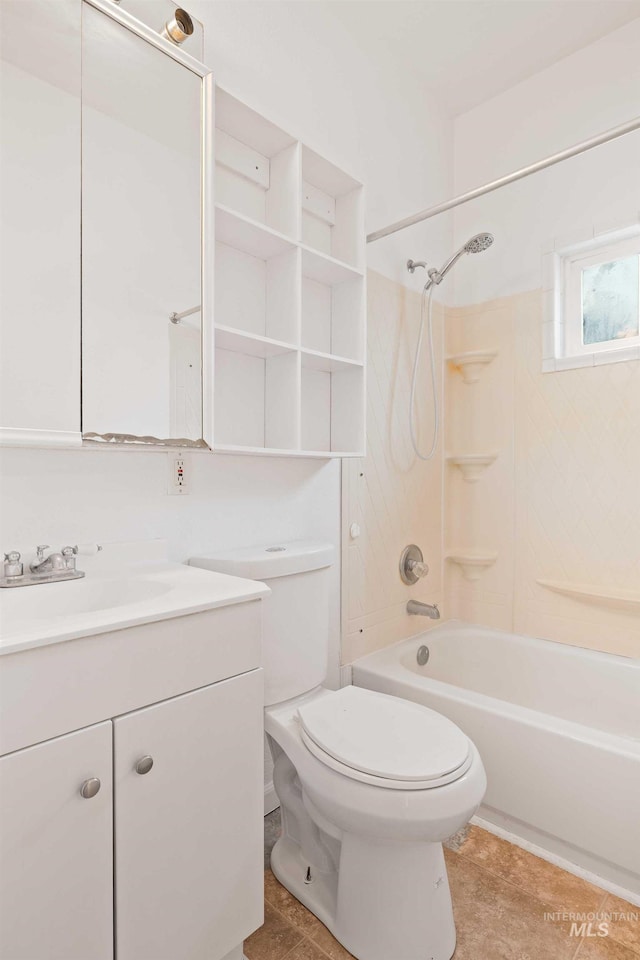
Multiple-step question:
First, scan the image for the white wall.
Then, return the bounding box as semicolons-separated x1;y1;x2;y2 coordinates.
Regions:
188;0;454;284
451;17;640;305
0;1;454;690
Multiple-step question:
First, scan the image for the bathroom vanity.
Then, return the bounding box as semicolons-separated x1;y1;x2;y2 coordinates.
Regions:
0;542;268;960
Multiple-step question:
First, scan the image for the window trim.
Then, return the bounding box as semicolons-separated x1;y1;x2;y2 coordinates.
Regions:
562;234;640;358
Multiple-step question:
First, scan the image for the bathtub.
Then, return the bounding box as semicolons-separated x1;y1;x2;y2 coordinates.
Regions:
352;621;640;898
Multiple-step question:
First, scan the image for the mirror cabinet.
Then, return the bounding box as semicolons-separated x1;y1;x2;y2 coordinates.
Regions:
0;0;365;457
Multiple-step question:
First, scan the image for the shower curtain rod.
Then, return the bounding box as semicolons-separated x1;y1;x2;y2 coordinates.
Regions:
367;114;640;243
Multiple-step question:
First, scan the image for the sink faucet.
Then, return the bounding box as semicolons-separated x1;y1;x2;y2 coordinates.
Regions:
407;599;441;619
0;545;87;588
30;544;77;575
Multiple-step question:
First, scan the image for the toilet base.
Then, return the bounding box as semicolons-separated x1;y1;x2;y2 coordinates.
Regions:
271;823;456;960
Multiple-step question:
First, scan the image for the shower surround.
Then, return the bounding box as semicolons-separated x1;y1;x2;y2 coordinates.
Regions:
445;287;640;660
343;275;640;665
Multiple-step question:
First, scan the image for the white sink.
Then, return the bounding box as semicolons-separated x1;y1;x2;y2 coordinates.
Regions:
0;540;269;656
1;577;171;625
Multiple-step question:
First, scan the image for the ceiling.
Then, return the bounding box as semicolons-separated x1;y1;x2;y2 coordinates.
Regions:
320;0;640;115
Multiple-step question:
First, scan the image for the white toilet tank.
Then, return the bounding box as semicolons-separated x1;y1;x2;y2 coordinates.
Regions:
190;541;334;706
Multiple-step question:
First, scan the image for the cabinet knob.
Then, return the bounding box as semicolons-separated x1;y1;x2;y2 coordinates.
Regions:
135;755;154;775
80;778;101;799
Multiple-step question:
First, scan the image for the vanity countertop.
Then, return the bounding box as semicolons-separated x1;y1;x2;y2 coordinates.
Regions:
0;541;269;656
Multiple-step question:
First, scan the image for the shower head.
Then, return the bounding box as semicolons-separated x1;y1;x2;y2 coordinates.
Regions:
407;231;494;288
435;232;494;282
464;232;494;254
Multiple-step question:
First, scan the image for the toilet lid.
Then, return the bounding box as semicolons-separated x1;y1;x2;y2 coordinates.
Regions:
297;686;470;783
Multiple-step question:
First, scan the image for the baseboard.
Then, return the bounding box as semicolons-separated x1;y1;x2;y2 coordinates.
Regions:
264;781;279;816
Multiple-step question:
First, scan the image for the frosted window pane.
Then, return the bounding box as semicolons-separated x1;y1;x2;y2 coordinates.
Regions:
582;255;639;345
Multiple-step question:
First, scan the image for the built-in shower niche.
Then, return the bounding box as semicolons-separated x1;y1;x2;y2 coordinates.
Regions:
302;148;364;269
215;88;299;239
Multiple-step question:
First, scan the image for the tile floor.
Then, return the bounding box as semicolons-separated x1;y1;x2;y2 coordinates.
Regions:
246;810;639;960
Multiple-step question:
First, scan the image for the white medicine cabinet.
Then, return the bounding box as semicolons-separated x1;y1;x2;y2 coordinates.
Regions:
0;0;366;459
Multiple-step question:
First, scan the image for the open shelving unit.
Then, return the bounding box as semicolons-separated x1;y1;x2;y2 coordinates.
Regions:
212;86;366;458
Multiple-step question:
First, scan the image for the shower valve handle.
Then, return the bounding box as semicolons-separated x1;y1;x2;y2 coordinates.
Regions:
408;559;429;579
400;545;429;585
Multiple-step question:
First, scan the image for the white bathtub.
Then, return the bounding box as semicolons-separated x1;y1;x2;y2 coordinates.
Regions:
352;621;640;898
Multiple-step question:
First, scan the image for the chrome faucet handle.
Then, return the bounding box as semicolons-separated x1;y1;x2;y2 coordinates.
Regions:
35;544;50;561
400;545;429;585
408;559;429;579
61;545;78;571
3;551;23;578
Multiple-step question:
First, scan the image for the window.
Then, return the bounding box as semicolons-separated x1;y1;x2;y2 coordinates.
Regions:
559;230;640;362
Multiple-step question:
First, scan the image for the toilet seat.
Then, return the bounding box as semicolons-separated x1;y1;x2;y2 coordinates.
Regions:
297;686;472;791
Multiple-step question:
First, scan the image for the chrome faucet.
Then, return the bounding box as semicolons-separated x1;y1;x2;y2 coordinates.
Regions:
0;545;86;588
30;544;82;576
31;544;61;574
407;599;441;619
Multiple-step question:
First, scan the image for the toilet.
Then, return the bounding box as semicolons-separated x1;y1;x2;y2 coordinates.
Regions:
190;541;486;960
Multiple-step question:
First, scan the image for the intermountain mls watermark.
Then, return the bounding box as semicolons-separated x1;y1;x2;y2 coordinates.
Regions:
544;908;639;938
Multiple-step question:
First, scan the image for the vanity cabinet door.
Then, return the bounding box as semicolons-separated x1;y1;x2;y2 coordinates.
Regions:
0;721;113;960
113;670;264;960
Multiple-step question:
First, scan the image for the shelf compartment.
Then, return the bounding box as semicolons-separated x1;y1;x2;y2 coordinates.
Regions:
301;364;364;455
302;146;364;269
214;347;298;451
215;212;299;344
301;248;365;362
215;88;299;239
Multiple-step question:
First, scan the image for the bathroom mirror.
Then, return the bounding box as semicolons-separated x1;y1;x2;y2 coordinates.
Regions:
0;0;82;444
81;0;212;446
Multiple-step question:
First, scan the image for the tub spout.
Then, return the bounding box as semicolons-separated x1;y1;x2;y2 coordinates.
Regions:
407;599;441;619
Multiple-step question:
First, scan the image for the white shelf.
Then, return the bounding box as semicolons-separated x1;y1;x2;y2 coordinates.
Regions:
215;325;296;359
215;205;295;260
301;349;363;373
447;553;498;581
537;580;640;612
300;245;364;285
212;84;366;458
447;351;498;385
447;454;498;482
215;444;363;459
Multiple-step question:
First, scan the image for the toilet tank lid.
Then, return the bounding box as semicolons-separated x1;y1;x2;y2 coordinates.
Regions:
189;540;335;580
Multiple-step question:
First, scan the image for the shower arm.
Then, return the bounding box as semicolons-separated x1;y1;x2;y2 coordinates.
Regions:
407;243;480;289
